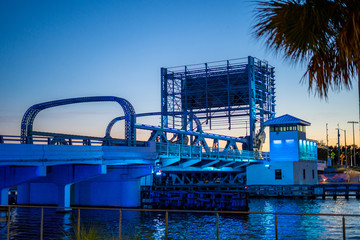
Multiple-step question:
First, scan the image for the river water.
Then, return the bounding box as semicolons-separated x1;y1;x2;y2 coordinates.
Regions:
1;197;360;239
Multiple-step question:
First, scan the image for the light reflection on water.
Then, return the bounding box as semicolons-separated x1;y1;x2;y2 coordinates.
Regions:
1;198;360;239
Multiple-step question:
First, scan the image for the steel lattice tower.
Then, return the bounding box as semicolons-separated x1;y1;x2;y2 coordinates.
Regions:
161;56;276;150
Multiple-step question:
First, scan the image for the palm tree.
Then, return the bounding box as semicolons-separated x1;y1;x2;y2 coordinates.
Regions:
252;0;360;117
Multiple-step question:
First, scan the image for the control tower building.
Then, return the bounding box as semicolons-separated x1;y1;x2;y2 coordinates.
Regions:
247;114;318;185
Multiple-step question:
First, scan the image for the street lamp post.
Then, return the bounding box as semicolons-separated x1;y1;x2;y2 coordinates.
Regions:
339;129;347;165
326;123;330;166
337;124;341;165
348;121;359;167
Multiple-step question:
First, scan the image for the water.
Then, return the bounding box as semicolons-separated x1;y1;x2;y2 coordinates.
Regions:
1;198;360;239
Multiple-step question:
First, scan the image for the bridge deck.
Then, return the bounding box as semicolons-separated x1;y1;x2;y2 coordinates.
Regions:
0;135;269;169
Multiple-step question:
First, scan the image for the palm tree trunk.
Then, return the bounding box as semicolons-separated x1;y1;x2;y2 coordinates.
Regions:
358;67;360;165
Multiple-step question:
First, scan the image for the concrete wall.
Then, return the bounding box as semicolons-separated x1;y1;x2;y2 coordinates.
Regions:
72;165;152;207
246;160;318;185
17;183;57;205
293;160;318;184
246;161;295;185
73;179;141;207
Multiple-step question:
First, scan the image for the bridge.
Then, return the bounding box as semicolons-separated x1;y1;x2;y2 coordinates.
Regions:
0;57;275;209
0;96;269;210
0;96;269;209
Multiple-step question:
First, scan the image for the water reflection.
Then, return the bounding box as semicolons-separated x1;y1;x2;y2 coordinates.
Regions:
1;198;360;239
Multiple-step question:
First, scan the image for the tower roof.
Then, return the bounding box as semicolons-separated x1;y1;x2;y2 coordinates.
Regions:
264;114;311;126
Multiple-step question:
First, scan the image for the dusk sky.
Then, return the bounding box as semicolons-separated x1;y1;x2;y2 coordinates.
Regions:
0;0;358;148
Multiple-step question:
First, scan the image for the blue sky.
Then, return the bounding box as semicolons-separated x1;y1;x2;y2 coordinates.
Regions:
0;0;358;147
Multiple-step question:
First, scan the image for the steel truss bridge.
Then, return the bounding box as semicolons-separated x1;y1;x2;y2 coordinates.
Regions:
3;95;269;166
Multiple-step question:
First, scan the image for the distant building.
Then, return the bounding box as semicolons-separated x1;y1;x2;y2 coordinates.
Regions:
246;114;318;185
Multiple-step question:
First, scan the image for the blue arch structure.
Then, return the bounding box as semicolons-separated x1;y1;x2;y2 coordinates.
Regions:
105;111;202;138
21;96;136;143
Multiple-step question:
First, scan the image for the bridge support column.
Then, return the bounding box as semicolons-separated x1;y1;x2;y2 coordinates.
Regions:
73;165;152;207
57;184;72;212
1;187;10;205
0;188;10;217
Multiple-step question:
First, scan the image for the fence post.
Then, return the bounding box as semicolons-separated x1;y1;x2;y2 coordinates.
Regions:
7;206;10;240
119;210;122;240
40;208;44;240
165;211;168;239
77;208;81;238
342;216;346;240
216;212;219;240
275;214;278;240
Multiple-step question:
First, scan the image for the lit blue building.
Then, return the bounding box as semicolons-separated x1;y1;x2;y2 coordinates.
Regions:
247;114;318;185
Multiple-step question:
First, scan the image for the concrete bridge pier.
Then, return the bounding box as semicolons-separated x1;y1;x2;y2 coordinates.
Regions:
0;188;10;218
73;164;153;207
16;164;106;209
0;166;46;205
0;166;46;217
57;184;72;211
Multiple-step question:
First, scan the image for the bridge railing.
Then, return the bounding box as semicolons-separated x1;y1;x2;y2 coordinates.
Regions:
155;142;269;161
0;135;148;147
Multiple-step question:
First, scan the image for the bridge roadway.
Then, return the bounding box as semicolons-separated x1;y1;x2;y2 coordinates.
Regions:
0;134;269;168
0;134;269;209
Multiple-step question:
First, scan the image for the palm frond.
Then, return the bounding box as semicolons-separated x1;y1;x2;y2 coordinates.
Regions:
252;0;360;98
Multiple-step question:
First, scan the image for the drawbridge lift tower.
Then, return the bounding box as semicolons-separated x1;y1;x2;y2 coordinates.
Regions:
161;56;276;150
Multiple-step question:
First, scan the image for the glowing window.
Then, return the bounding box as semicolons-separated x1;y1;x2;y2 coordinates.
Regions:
273;140;282;144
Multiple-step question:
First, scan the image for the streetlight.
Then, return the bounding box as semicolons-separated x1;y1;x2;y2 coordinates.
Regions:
348;121;359;167
326;123;330;166
339;129;347;165
336;124;341;165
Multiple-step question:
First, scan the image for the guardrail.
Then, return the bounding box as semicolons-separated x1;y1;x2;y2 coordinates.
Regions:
156;142;270;162
1;205;359;240
0;135;268;162
0;134;147;147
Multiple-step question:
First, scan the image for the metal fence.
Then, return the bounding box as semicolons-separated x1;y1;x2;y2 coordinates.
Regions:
1;205;359;240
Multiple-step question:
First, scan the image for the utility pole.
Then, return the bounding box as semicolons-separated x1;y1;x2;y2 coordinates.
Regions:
343;129;347;165
337;124;341;166
348;121;359;167
326;123;330;167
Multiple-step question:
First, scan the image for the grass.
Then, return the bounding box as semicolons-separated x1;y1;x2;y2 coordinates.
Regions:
66;225;113;240
65;225;155;240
